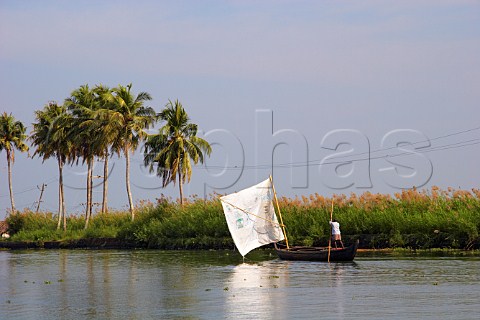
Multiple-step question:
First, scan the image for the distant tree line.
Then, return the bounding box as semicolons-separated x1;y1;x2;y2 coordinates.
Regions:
1;83;211;230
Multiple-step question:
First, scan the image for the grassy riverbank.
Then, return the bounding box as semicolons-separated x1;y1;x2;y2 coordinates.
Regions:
3;187;480;250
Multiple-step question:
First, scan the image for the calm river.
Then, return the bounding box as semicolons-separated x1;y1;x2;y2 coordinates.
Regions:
1;249;479;319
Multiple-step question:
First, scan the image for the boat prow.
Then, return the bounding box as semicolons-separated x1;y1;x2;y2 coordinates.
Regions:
274;239;359;262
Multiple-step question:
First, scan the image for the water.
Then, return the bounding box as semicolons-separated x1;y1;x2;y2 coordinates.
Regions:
1;249;479;319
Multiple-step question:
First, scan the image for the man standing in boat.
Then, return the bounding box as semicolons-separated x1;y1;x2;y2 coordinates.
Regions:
329;219;344;249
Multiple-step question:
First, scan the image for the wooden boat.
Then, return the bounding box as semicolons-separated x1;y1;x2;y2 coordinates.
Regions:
274;240;359;262
220;176;358;262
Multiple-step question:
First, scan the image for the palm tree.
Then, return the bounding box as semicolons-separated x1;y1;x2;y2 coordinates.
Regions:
30;102;72;230
67;84;117;216
144;99;211;205
93;84;115;214
106;83;156;221
64;85;100;228
0;113;29;214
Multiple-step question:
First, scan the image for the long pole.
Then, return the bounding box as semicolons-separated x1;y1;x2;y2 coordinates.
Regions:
328;198;334;263
269;175;289;249
36;183;46;213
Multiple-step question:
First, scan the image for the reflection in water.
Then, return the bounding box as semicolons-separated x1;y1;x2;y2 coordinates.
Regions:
0;250;479;319
59;251;67;316
327;262;358;318
331;263;344;318
226;262;287;319
102;253;112;320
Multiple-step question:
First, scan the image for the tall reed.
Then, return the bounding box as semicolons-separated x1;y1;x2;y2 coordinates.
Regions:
4;187;480;249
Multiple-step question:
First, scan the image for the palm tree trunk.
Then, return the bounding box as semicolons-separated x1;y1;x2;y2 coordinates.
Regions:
85;164;89;219
84;160;92;229
6;149;15;214
101;150;108;213
57;158;63;230
57;182;62;229
125;146;135;221
89;159;93;216
178;170;184;206
60;161;67;232
62;201;67;231
87;163;91;219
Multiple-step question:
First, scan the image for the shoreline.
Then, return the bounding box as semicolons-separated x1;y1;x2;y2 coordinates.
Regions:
1;238;479;255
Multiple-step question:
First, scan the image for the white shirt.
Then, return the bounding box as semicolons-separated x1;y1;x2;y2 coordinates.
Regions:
330;221;341;235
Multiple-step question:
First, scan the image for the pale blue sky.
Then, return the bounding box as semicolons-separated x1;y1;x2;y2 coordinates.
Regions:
1;0;479;218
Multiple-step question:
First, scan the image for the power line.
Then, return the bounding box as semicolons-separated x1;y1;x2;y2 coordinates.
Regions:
199;126;480;170
0;176;58;198
1;125;479;196
125;125;480;170
0;186;38;198
199;139;480;171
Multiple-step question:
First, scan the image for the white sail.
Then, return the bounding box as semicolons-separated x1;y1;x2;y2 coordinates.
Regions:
220;178;285;257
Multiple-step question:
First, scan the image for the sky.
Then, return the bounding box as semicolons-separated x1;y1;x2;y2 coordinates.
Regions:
1;0;479;219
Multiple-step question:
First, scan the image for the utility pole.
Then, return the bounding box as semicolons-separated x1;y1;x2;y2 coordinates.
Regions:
36;183;46;213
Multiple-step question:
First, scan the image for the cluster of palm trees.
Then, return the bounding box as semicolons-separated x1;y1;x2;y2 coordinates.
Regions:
1;83;211;230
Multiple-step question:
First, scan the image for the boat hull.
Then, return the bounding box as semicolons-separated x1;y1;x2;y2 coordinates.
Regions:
274;240;359;262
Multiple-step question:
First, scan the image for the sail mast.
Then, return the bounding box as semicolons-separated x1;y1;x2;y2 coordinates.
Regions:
269;175;290;249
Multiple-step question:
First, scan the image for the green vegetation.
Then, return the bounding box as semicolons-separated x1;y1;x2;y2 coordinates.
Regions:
3;187;480;250
278;187;480;249
6;82;211;232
